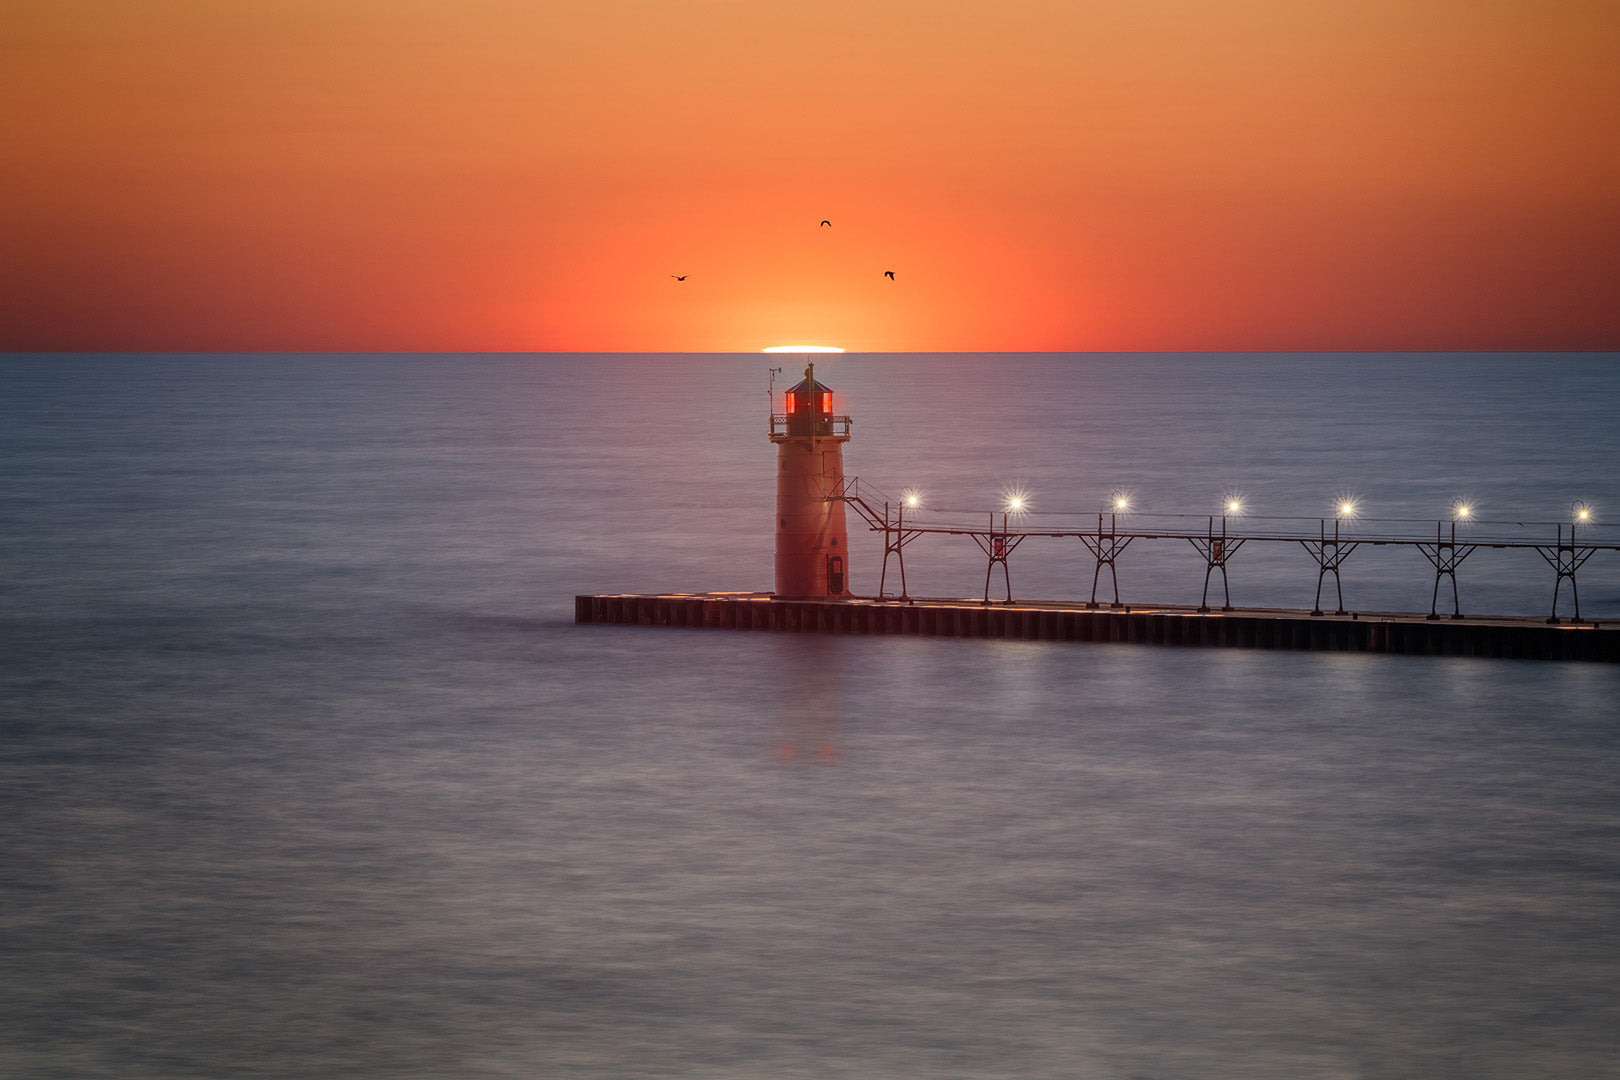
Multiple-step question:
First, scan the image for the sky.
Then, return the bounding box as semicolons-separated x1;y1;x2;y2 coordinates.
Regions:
3;0;1618;353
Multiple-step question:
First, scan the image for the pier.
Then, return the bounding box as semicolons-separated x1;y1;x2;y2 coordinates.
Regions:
577;363;1617;662
575;593;1620;662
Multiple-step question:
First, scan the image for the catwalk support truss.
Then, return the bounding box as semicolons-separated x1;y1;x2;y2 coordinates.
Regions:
836;479;1618;622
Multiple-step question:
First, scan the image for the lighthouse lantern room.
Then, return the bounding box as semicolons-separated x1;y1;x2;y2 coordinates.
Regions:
769;364;852;598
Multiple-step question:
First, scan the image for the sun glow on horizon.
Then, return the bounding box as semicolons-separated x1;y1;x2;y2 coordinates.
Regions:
4;3;1616;352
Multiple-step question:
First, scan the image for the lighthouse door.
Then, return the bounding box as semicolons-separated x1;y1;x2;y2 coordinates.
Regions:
827;555;844;595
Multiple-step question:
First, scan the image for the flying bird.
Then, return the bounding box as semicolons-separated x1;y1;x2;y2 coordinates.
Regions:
819;220;831;227
883;270;895;280
671;275;686;281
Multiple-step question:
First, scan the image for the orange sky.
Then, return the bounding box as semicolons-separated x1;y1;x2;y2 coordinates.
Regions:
3;0;1617;352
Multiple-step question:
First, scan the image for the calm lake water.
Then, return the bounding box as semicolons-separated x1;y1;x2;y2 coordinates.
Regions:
3;353;1619;1078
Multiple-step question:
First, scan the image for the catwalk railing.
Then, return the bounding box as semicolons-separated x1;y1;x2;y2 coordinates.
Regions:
768;414;853;439
832;478;1619;623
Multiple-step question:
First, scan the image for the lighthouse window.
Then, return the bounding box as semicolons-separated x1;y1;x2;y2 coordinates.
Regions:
819;392;832;412
784;395;796;413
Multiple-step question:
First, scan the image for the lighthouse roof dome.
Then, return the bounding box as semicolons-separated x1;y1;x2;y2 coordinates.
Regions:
787;375;833;394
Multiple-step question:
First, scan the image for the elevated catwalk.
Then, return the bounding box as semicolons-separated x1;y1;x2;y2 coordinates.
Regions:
576;593;1619;663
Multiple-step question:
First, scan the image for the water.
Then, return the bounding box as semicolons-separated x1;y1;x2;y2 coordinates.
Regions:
3;353;1619;1078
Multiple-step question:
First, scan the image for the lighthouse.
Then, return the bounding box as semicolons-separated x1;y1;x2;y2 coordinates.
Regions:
770;363;852;598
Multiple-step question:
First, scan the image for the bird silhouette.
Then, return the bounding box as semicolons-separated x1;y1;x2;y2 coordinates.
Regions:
820;220;831;227
671;275;686;281
883;270;895;280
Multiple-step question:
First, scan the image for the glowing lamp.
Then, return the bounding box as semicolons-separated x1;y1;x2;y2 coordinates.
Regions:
781;363;838;438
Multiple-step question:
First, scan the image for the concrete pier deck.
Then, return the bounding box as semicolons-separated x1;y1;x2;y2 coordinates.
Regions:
575;593;1619;662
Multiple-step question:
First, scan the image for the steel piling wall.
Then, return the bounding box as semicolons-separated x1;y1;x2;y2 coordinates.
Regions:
575;595;1619;662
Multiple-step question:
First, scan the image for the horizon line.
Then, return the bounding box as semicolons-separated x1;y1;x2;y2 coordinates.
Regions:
6;347;1620;357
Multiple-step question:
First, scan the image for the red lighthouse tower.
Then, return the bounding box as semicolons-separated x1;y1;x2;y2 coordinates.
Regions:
770;364;852;598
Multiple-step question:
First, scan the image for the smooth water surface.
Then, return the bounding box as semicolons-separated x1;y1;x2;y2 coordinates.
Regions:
3;353;1618;1078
